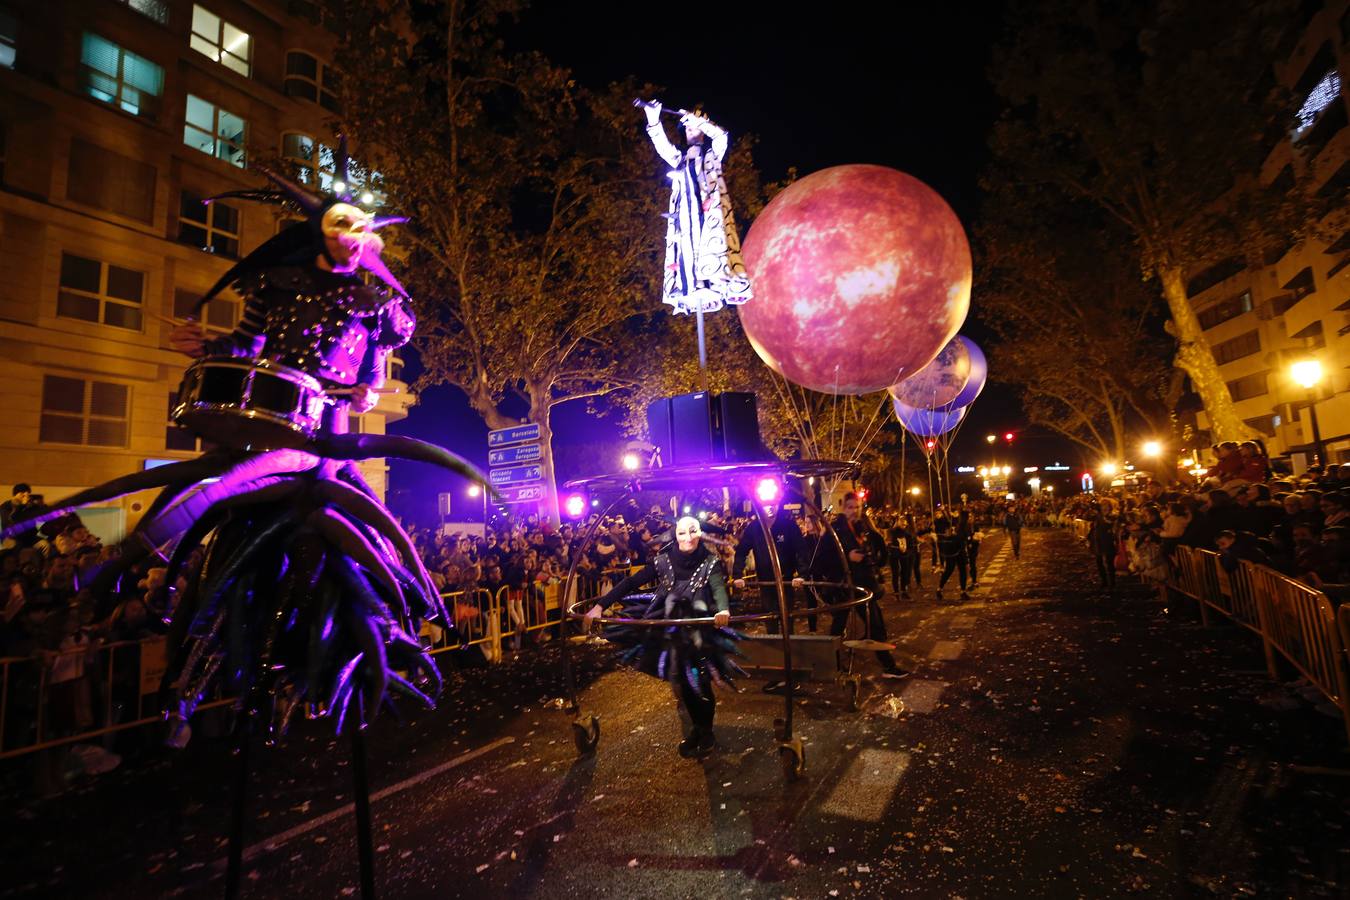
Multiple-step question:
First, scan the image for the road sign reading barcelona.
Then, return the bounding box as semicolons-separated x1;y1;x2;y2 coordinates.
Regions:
487;423;541;448
489;463;543;486
499;484;546;504
488;444;543;467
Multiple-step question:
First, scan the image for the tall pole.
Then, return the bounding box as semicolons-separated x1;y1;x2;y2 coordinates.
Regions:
695;306;709;392
1308;389;1326;465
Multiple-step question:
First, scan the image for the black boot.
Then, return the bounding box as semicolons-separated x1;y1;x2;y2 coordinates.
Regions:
678;728;702;758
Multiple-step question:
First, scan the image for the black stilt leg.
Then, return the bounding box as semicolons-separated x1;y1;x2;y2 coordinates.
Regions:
224;718;252;900
350;723;377;900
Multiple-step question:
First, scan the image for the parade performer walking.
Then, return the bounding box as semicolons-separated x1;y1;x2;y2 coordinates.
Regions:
640;100;752;315
586;516;743;757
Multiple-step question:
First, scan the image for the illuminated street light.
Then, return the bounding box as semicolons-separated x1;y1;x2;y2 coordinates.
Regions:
909;486;922;496
466;484;482;498
1291;359;1324;389
1100;461;1118;477
1045;485;1054;493
1001;466;1012;476
986;434;997;444
978;466;989;477
1142;440;1162;458
622;452;641;471
1290;359;1326;464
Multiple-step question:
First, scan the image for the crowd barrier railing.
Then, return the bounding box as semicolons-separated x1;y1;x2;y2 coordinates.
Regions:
0;636;231;761
1159;541;1350;743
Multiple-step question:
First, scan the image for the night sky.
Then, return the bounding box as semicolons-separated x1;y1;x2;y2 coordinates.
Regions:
387;1;1071;522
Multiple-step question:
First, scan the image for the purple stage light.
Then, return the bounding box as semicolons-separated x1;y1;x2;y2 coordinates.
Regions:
754;476;781;504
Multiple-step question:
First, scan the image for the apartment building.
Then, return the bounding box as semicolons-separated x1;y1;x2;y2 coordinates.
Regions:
0;0;413;541
1191;0;1350;467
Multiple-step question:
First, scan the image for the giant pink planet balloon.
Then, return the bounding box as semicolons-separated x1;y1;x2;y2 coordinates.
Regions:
739;165;972;395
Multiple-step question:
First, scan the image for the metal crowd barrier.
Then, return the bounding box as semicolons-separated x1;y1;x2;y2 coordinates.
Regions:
1164;543;1350;743
0;563;727;761
0;637;232;761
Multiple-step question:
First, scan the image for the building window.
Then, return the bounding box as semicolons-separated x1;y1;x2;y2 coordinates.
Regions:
1296;70;1342;138
285;51;341;112
57;252;143;330
1226;371;1269;402
166;391;199;451
116;0;169;25
177;191;239;257
0;8;16;69
1197;290;1253;330
282;132;334;190
173;287;238;334
282;132;381;202
1213;329;1261;365
184;94;246;168
189;5;250;77
40;375;130;447
80;33;163;119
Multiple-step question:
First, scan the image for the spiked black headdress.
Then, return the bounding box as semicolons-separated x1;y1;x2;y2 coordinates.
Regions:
195;135;407;310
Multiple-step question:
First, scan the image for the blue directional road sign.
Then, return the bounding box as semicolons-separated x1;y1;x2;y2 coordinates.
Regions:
487;423;541;448
488;444;543;466
489;463;543;486
499;484;546;504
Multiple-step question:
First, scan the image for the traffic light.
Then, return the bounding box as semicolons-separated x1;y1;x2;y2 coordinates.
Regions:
1004;432;1015;442
925;439;936;451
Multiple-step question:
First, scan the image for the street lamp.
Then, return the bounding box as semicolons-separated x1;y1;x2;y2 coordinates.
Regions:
1100;461;1118;477
622;451;641;471
467;483;487;525
1001;465;1012;476
1291;359;1326;465
909;486;922;496
1142;440;1162;459
986;434;997;444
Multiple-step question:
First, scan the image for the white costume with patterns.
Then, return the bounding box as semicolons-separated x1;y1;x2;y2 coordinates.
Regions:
645;116;752;314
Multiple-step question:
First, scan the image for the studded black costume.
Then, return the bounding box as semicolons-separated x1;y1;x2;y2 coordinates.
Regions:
598;544;743;750
204;265;413;392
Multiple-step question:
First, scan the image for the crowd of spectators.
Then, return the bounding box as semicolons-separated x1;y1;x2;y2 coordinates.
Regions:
1067;440;1350;605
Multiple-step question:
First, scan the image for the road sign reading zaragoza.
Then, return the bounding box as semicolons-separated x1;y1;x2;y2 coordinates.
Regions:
488;444;543;466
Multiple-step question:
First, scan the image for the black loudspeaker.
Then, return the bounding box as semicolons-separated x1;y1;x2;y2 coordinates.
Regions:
717;392;763;462
645;392;764;466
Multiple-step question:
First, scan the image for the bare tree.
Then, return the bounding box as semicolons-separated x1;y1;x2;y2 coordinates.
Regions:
988;0;1316;441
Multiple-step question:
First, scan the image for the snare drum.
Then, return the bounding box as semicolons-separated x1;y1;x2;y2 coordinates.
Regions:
173;357;329;450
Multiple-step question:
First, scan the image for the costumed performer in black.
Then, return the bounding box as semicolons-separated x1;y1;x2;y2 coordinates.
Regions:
2;145;489;743
584;515;742;757
815;492;911;678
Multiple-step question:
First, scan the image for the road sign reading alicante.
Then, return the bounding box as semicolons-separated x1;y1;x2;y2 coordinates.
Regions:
489;464;544;486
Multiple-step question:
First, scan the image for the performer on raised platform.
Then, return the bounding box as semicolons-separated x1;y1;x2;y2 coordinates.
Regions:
640;100;752;315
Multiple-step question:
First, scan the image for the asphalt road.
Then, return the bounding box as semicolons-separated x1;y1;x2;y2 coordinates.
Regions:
3;528;1348;899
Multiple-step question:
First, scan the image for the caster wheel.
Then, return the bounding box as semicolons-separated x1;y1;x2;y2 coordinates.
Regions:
779;737;806;781
571;714;600;755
